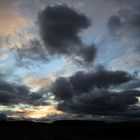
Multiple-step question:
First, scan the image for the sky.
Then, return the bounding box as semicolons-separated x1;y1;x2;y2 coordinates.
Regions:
0;0;140;121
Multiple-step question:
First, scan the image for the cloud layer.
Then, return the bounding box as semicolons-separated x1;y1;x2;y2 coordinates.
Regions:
51;66;140;115
0;80;46;106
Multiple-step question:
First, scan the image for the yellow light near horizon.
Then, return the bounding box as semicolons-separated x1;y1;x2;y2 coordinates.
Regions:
24;106;62;119
0;104;62;120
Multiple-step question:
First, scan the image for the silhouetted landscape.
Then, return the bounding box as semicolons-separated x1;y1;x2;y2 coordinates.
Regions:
0;120;140;140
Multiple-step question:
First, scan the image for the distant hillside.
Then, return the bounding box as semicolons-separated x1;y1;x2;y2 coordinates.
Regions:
0;120;140;140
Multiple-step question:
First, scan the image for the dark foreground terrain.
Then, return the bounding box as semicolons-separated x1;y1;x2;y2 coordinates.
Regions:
0;120;140;140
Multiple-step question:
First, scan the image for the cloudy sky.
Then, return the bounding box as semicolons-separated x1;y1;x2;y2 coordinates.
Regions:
0;0;140;121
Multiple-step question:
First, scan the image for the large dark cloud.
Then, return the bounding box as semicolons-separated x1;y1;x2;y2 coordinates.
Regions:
38;5;96;65
69;66;132;92
0;80;46;106
39;5;90;53
57;89;139;115
52;66;133;100
51;66;139;115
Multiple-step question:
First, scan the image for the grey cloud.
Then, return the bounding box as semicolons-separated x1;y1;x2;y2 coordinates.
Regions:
117;79;140;90
76;44;97;66
38;5;90;52
108;8;140;37
38;4;96;65
69;66;133;91
107;14;124;36
52;66;133;101
113;0;140;7
107;1;140;52
57;89;139;115
15;39;49;67
136;44;140;52
51;66;138;115
0;80;46;106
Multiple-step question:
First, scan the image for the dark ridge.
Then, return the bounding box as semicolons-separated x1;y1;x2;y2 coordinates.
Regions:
52;120;107;126
0;120;140;139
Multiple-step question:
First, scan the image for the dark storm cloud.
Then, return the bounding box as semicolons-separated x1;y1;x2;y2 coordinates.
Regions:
38;5;96;65
52;77;73;101
69;66;133;91
38;5;90;53
51;66;138;115
52;66;133;101
0;80;45;106
52;72;140;115
57;89;140;115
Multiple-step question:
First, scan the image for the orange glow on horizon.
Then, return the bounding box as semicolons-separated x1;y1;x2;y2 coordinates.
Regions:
23;106;62;119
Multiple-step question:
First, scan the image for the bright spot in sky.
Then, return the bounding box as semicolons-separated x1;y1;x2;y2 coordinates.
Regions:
24;106;63;119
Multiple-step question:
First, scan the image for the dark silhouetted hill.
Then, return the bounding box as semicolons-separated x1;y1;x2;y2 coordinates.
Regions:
0;120;140;140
